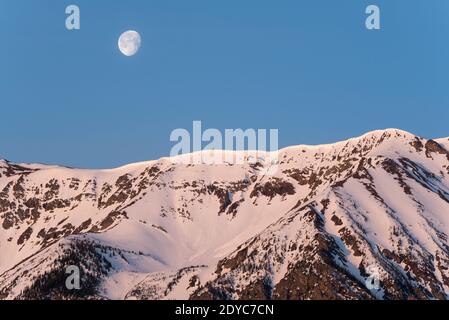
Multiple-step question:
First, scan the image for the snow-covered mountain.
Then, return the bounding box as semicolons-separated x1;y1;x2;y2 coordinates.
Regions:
1;129;449;300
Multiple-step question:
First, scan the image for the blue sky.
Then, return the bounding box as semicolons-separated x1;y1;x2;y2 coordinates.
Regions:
1;0;448;168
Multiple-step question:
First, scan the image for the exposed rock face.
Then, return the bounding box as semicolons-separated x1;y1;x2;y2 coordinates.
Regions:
0;129;449;300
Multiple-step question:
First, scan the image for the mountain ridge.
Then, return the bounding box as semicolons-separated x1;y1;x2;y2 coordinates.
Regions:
0;128;428;171
0;128;424;171
1;128;448;300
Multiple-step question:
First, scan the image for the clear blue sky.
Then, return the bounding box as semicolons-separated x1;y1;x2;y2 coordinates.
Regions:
1;0;448;168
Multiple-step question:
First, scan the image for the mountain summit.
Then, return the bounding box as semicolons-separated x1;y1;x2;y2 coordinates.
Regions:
1;129;448;300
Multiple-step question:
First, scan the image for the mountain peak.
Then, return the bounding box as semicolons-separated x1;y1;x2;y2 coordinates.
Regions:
339;128;416;145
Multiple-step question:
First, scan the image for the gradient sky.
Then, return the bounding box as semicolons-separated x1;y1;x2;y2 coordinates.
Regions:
1;0;448;168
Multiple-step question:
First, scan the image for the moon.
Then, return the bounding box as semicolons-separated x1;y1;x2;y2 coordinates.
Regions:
118;30;141;57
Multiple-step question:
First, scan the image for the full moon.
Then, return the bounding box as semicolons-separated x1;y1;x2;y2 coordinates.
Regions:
118;30;141;57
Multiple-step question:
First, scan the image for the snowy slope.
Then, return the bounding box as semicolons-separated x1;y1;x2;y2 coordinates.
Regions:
0;129;448;300
436;137;449;151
